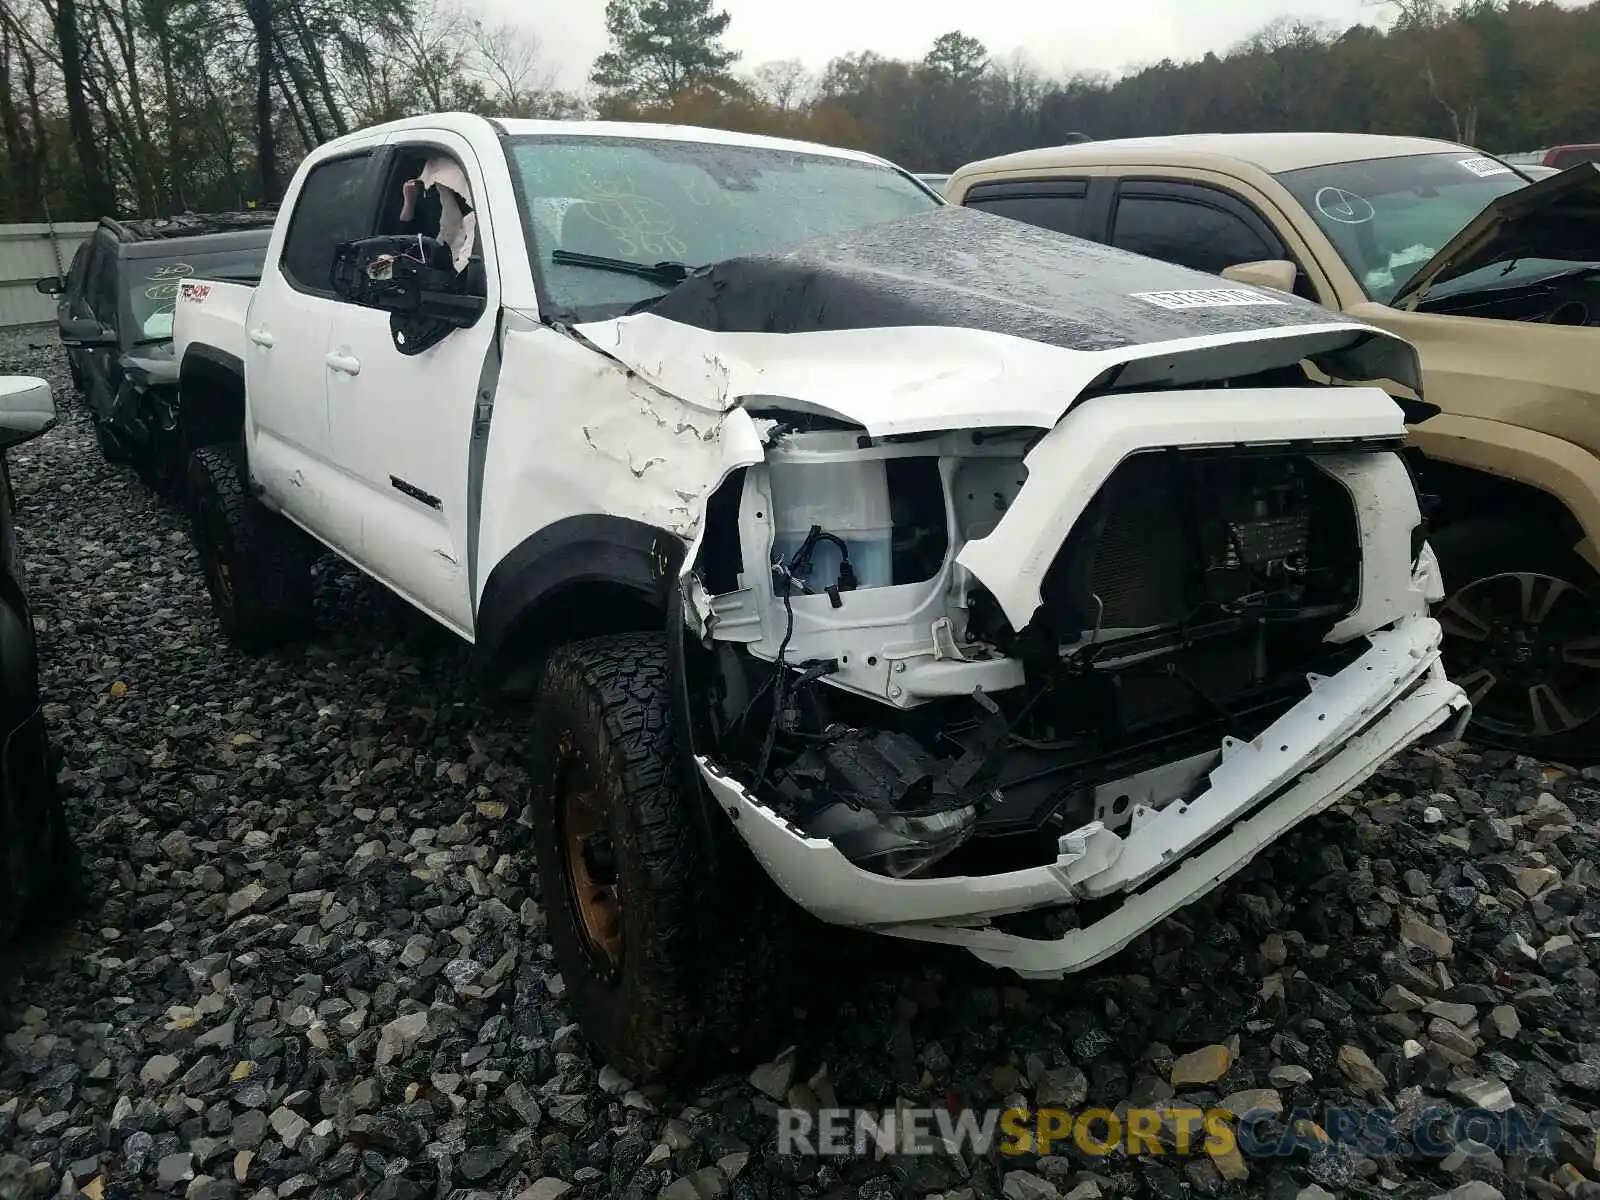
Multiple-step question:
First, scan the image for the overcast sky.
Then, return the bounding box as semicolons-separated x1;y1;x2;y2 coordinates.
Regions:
494;0;1388;92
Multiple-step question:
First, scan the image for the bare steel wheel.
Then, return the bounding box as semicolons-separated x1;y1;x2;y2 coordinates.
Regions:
526;632;792;1082
196;486;236;610
1431;516;1600;759
555;732;624;981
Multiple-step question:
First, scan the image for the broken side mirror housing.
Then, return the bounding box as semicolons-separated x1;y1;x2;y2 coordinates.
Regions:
1221;259;1298;294
0;377;57;450
60;316;117;347
331;235;485;325
35;276;63;296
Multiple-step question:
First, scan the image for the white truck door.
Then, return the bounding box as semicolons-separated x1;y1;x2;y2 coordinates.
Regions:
321;131;500;640
246;140;386;545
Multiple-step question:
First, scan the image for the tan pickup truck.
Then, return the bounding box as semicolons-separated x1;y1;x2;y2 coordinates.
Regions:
947;133;1600;759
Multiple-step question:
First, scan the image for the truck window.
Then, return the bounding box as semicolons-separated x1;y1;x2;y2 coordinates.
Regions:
1275;152;1545;302
281;152;376;296
503;134;940;321
377;147;484;267
86;242;118;325
960;180;1091;237
69;239;101;317
65;240;90;293
126;246;269;342
1110;189;1278;276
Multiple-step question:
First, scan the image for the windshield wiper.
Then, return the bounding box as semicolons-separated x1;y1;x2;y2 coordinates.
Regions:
1432;262;1600;301
549;249;698;288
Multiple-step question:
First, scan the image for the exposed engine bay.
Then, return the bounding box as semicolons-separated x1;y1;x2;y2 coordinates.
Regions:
685;400;1416;888
1419;269;1600;326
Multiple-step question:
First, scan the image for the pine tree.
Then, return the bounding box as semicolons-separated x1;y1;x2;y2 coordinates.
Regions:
590;0;741;104
922;32;989;85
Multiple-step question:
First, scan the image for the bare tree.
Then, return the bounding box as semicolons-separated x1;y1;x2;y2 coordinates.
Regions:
747;57;813;112
470;15;550;111
0;5;47;215
1364;0;1481;143
1236;15;1334;54
1364;0;1454;31
986;48;1047;111
42;0;117;213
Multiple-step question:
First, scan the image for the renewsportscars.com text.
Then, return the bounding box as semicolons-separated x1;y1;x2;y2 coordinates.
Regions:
777;1105;1561;1159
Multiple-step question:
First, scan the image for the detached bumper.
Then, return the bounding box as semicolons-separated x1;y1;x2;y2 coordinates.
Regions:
697;614;1469;979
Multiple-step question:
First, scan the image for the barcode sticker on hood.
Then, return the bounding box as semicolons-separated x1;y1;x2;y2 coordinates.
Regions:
1131;288;1290;310
1458;155;1513;178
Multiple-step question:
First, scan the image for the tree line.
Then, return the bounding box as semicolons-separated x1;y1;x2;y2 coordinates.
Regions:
1;0;1595;223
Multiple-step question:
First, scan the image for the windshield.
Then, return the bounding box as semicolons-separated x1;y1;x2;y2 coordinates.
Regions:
1276;152;1558;303
123;246;268;342
504;135;943;320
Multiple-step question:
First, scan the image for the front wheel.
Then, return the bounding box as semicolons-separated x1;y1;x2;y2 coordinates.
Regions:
526;633;790;1081
1431;515;1600;759
93;418;131;464
134;414;186;501
186;445;314;653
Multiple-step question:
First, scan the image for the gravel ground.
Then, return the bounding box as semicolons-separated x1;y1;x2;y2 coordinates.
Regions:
1;325;1599;1200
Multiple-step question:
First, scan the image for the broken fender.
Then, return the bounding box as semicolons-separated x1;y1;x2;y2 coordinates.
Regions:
473;320;767;611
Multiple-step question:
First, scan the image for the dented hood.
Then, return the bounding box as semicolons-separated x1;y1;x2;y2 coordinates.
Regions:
568;206;1422;437
1391;161;1600;309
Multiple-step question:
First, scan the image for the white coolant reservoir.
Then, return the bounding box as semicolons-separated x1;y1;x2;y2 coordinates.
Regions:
765;431;894;591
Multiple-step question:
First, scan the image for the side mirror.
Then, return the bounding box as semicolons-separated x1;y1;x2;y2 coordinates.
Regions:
331;235;486;328
331;235;487;356
34;276;64;296
61;316;116;348
1221;259;1298;294
0;377;57;450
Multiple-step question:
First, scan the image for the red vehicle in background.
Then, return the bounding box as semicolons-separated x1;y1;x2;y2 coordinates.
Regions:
1506;144;1600;169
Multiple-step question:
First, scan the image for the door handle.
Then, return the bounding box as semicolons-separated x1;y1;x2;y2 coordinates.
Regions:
248;328;274;348
325;352;360;376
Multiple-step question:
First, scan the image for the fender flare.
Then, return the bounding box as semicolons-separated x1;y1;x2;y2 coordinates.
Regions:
177;344;246;442
473;512;729;864
178;342;244;386
470;513;687;684
1410;413;1600;575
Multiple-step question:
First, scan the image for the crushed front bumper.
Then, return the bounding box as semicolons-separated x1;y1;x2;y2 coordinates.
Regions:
697;613;1469;979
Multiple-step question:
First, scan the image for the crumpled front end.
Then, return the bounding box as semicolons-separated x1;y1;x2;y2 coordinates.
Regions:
106;345;179;463
681;379;1469;978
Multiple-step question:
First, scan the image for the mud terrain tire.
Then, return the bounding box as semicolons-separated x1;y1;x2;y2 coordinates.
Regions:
526;632;791;1082
186;444;314;653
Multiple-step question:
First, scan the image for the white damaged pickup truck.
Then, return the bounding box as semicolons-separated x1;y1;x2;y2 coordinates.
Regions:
169;113;1470;1081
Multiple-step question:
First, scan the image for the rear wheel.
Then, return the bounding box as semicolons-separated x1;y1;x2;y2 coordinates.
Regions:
1431;514;1600;759
186;445;314;653
526;632;791;1081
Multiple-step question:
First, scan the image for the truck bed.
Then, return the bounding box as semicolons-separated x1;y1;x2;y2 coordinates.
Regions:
172;278;256;369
